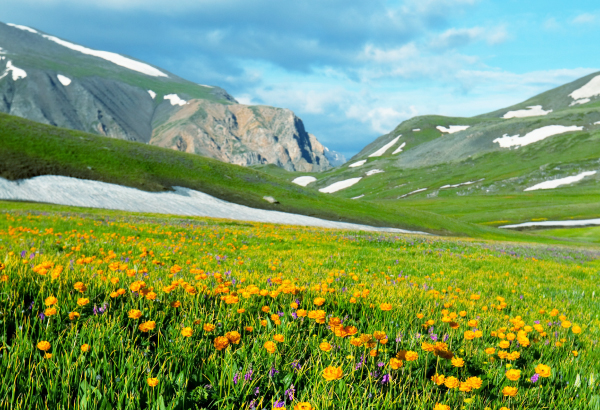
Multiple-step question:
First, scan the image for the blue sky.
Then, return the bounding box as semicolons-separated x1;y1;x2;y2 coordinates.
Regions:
2;0;599;158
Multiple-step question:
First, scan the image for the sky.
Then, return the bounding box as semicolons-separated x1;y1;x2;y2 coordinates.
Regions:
2;0;599;158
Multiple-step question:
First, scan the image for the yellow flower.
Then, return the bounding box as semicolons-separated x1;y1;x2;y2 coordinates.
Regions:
74;282;87;292
44;307;57;317
203;323;216;332
293;403;312;410
405;351;418;361
264;341;277;354
465;376;483;390
44;296;58;306
181;327;194;337
434;404;450;410
214;336;230;351
431;373;445;385
498;340;510;349
572;325;582;334
535;364;551;378
451;357;464;367
77;298;89;306
444;376;460;389
128;309;142;319
502;386;518;397
44;353;52;359
225;331;241;344
171;301;181;308
319;342;332;352
68;312;80;321
313;297;326;306
485;347;495;355
505;369;521;381
147;377;159;387
389;358;403;369
380;303;392;311
261;306;271;313
322;366;343;381
139;321;156;332
81;344;90;352
37;341;51;351
561;321;571;329
245;326;254;332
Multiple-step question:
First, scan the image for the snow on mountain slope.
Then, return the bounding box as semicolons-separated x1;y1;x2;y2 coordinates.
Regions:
524;171;597;191
503;105;552;119
493;125;584;148
569;75;600;100
369;136;400;157
319;178;362;193
0;60;27;81
436;125;469;134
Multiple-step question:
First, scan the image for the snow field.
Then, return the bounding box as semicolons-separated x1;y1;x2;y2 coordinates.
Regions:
57;75;71;86
348;160;367;168
500;218;600;229
0;176;425;234
440;179;484;189
493;125;584;148
392;142;407;155
319;178;362;194
164;94;187;106
0;60;27;81
569;75;600;100
291;176;317;187
365;169;384;176
399;188;427;198
503;105;552;119
148;90;156;99
369;136;400;157
524;171;596;191
436;125;470;134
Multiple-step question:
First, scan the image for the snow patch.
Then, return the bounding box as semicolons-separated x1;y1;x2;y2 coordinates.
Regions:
0;47;5;54
198;84;213;88
369;136;400;157
500;218;600;229
319;178;362;193
0;60;27;81
503;105;552;119
41;34;168;77
292;176;317;187
351;194;365;199
412;128;420;132
524;171;596;191
0;176;427;234
57;74;71;86
399;188;427;198
570;98;591;106
349;160;367;168
148;90;156;99
595;121;600;125
440;179;484;189
392;142;407;155
7;23;38;34
436;125;470;134
164;94;187;106
493;125;584;148
569;75;600;100
365;169;384;176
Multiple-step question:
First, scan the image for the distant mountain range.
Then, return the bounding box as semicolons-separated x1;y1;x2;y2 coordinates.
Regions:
0;21;345;172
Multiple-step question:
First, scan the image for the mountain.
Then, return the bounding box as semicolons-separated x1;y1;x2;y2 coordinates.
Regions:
275;72;600;228
0;22;330;172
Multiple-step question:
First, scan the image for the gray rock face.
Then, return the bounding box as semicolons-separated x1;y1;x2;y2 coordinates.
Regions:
0;21;330;172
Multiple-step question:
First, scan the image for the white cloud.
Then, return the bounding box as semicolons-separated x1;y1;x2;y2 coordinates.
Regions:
346;105;418;134
543;17;561;31
572;13;596;24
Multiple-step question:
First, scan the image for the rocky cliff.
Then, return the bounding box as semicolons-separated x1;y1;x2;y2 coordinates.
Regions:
0;21;331;172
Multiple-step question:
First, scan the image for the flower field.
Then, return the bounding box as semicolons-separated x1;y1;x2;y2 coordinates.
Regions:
0;209;598;409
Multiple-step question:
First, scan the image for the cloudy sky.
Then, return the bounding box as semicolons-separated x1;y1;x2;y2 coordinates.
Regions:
2;0;599;157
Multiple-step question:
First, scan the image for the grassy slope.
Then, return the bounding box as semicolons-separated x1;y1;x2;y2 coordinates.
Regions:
0;112;584;245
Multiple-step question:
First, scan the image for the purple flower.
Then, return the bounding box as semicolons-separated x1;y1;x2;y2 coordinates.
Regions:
244;368;253;382
38;312;46;321
285;384;295;401
381;374;391;384
29;253;35;260
443;333;449;342
233;373;240;385
430;334;438;341
377;361;385;367
269;367;279;377
273;401;286;408
254;387;260;396
531;373;540;383
291;361;302;372
20;250;26;258
278;311;284;317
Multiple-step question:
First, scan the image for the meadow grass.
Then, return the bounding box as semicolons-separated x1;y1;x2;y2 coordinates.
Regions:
0;205;598;409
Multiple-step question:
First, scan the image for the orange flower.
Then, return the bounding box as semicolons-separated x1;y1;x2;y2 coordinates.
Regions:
80;344;90;352
139;321;156;332
389;358;403;370
245;326;254;332
465;376;483;390
181;327;194;337
44;307;57;317
37;341;51;351
77;298;89;306
171;301;181;308
444;376;459;389
44;296;58;306
434;404;450;410
313;297;325;306
264;341;277;354
293;403;312;410
68;312;80;320
451;357;464;367
261;306;271;313
128;309;142;319
405;351;418;361
214;336;230;351
502;386;518;397
505;369;521;381
225;331;241;344
203;323;216;332
380;303;392;311
296;309;307;317
485;347;495;355
535;364;551;378
572;325;582;334
147;378;159;387
322;366;343;381
431;374;445;385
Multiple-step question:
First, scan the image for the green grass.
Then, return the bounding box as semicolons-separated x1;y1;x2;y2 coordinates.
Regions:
530;226;600;244
0;206;598;409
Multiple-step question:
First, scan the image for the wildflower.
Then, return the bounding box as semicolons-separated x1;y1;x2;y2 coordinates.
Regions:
485;347;495;355
77;298;89;307
74;282;87;292
380;303;392;311
44;296;58;306
322;366;343;381
431;373;445;385
505;369;521;381
181;327;194;337
530;373;540;383
171;301;181;308
313;297;325;306
81;344;90;352
451;357;464;367
44;307;57;317
444;376;460;389
262;306;271;313
465;376;483;390
389;358;403;369
498;340;510;349
203;323;216;332
561;321;571;329
572;325;582;334
293;403;312;410
214;336;230;351
405;351;418;361
139;321;156;332
434;404;450;410
319;342;332;352
264;341;277;354
225;331;241;344
37;341;51;351
535;364;551;378
147;378;159;387
69;312;80;320
296;309;307;317
373;331;387;341
128;309;142;319
502;386;518;397
245;326;254;332
44;353;52;359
